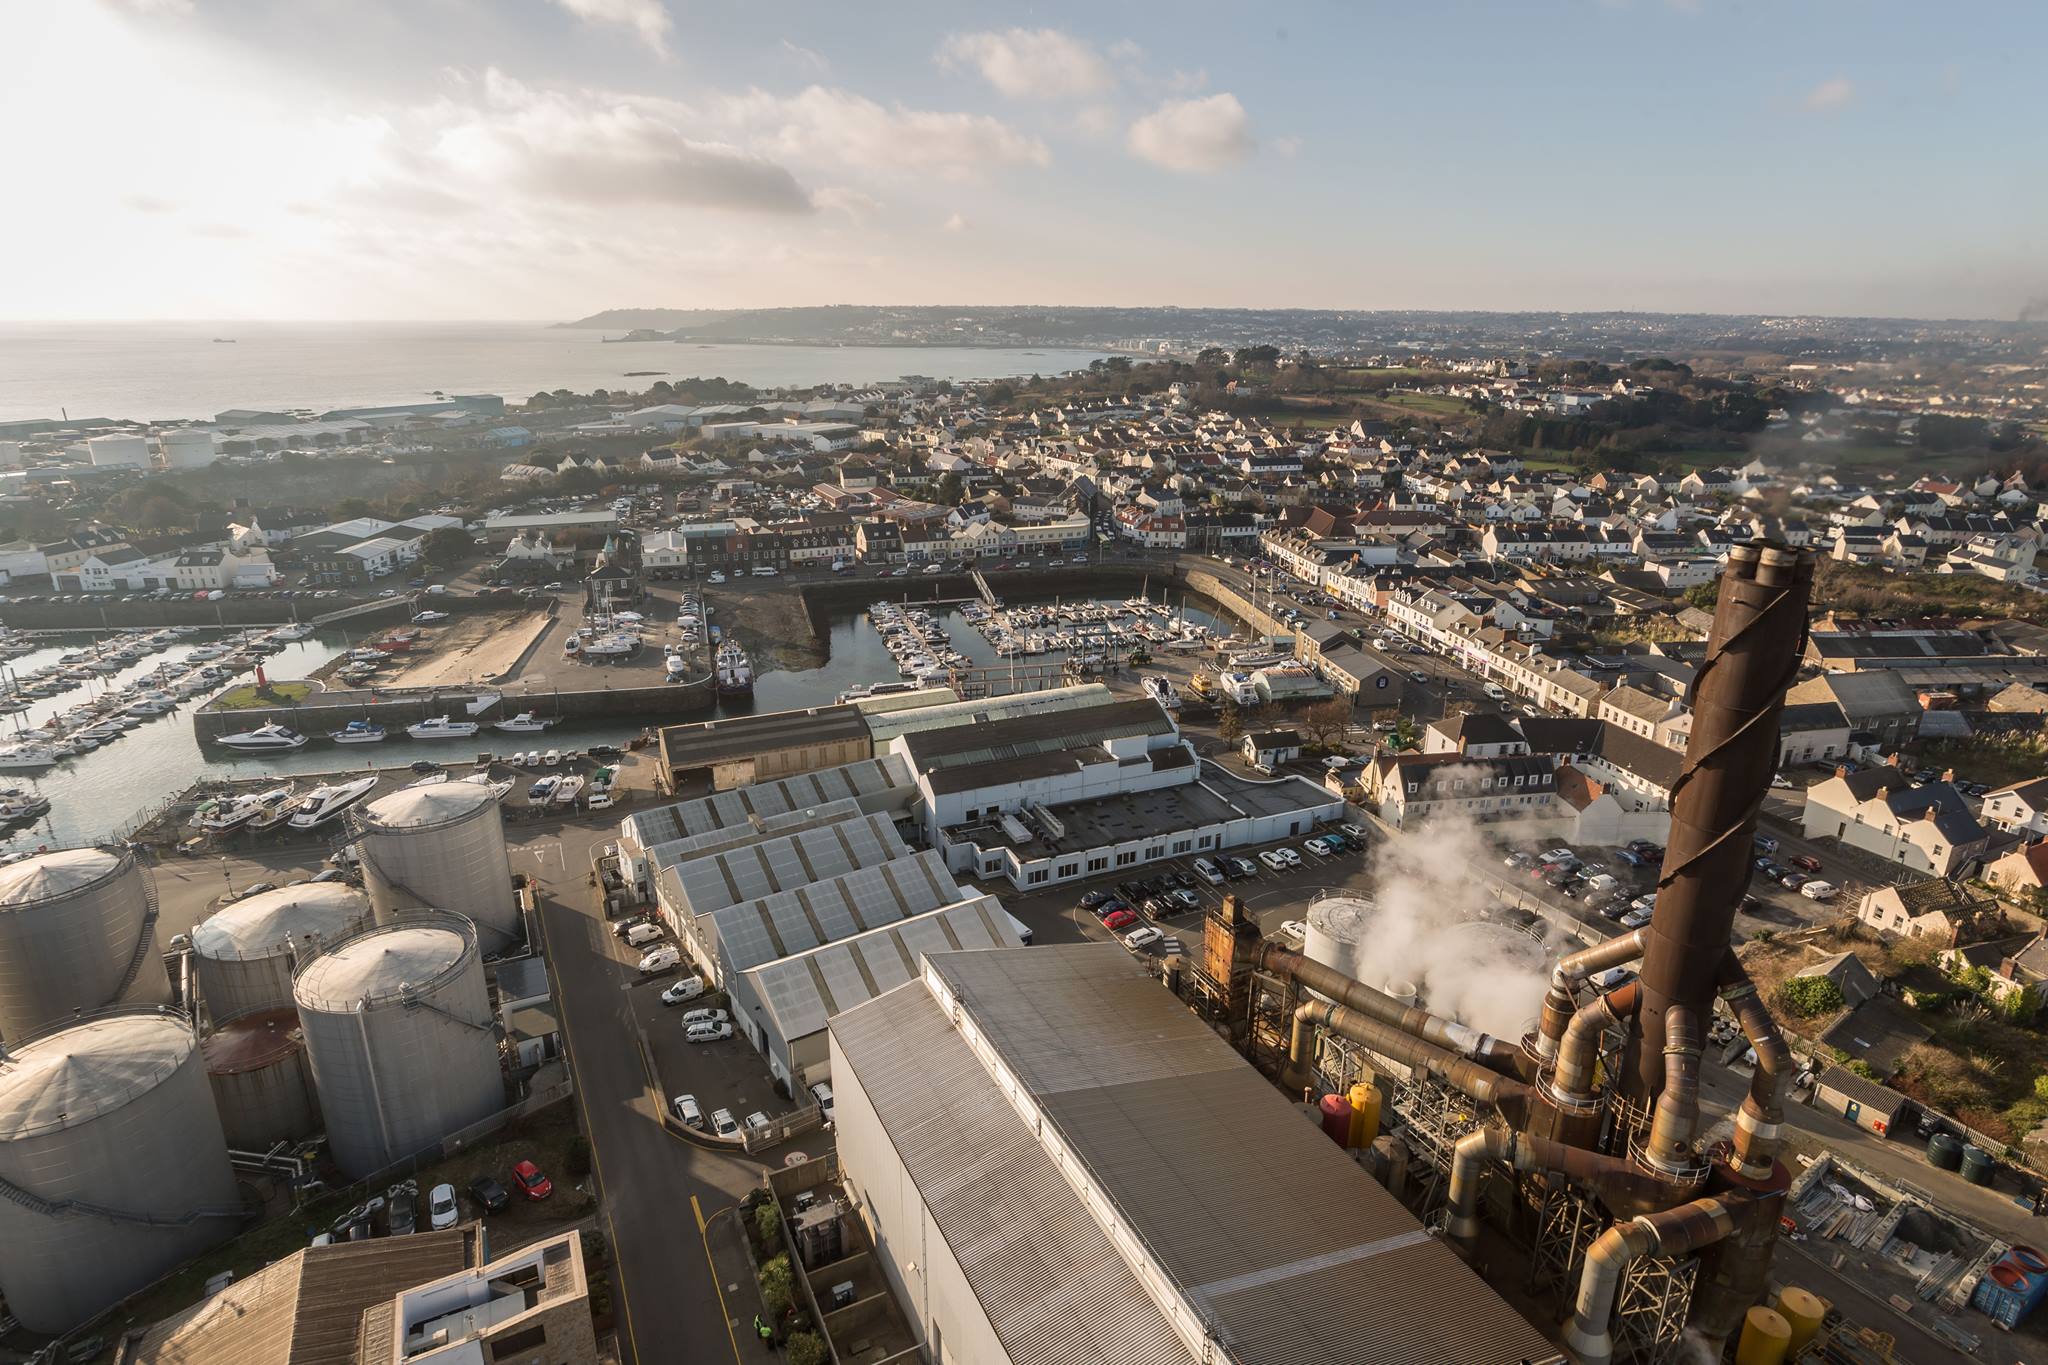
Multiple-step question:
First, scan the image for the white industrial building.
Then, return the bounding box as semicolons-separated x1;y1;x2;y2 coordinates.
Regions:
157;428;217;468
891;697;1343;891
828;944;1558;1365
85;433;150;467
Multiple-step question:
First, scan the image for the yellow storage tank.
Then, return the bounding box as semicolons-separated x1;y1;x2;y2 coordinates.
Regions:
1736;1306;1791;1365
1347;1082;1381;1149
1775;1286;1826;1352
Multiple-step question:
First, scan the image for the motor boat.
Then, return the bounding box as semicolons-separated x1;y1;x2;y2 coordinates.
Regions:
214;724;308;751
461;772;514;801
274;623;317;641
0;743;58;771
329;720;387;744
493;712;554;734
246;786;301;830
199;785;295;833
550;775;585;806
404;771;451;789
407;716;479;741
715;642;753;697
527;775;560;803
286;776;379;829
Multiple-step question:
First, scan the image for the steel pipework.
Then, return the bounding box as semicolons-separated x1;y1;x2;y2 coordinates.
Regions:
1717;954;1794;1176
1289;999;1532;1123
1265;944;1517;1068
1563;1197;1739;1365
1551;981;1641;1102
1535;929;1648;1061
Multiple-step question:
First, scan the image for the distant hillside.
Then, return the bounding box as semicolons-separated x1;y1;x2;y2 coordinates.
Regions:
554;309;726;330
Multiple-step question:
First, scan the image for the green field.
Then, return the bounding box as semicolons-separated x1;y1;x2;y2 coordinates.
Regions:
1367;390;1472;418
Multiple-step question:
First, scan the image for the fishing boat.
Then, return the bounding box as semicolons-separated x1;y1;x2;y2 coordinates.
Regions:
285;776;378;830
329;720;387;744
214;724;308;752
714;640;754;696
549;775;585;806
493;712;554;734
406;716;480;741
461;772;515;801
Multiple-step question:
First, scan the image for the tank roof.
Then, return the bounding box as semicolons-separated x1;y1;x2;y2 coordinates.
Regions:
0;1010;195;1140
200;1008;304;1074
361;781;496;829
192;884;370;961
1307;895;1374;939
0;847;127;909
295;923;471;1011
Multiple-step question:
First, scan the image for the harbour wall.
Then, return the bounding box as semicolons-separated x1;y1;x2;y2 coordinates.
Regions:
190;675;716;743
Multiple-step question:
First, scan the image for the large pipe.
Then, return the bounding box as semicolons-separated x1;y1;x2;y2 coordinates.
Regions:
1717;954;1793;1177
1551;981;1641;1102
1563;1197;1739;1365
1632;543;1812;1100
1642;1005;1703;1174
1290;999;1532;1121
1265;944;1518;1068
1536;929;1648;1061
1445;1124;1667;1251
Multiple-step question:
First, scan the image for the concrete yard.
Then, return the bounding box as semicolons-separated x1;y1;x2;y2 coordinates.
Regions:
373;609;556;688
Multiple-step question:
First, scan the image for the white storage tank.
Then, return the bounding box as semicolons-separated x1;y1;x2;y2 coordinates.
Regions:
0;1007;242;1333
0;847;170;1043
1302;895;1373;987
191;882;373;1021
85;433;150;467
202;1007;319;1149
354;783;520;954
157;428;216;468
293;913;503;1179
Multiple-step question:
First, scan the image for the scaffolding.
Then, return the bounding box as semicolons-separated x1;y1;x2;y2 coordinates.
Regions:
1527;1179;1604;1304
1612;1254;1699;1365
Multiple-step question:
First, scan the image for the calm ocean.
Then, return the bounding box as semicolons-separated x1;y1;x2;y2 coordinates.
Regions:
0;321;1111;424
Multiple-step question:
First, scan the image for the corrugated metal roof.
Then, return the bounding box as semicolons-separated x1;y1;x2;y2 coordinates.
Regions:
706;849;959;974
832;978;1195;1365
842;944;1562;1365
666;812;907;921
622;755;913;853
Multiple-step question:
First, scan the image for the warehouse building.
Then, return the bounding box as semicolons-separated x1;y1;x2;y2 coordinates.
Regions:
829;944;1560;1365
654;811;909;932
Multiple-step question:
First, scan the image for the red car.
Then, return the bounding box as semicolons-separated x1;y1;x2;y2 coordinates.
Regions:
1789;854;1823;873
511;1159;553;1201
1102;908;1139;932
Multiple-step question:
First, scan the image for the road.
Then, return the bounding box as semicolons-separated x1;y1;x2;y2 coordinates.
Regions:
520;822;778;1365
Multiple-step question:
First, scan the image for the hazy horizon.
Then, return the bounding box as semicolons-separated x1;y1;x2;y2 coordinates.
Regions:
5;2;2044;322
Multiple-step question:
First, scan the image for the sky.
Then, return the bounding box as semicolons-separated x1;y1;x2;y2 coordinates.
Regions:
2;0;2042;322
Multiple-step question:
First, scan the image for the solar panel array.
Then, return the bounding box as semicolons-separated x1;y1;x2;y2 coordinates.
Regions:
669;812;908;922
744;894;1019;1044
622;754;912;853
707;847;959;974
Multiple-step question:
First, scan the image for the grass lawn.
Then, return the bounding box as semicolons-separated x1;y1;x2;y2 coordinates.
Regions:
1371;390;1472;418
213;681;316;709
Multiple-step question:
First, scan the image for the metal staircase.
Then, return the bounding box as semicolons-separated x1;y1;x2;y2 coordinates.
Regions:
0;1168;243;1228
108;861;163;1003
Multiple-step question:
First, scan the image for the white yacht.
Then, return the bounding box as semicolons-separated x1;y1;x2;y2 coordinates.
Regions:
198;786;295;833
274;623;317;641
329;720;387;744
461;772;515;801
0;743;58;771
406;716;480;741
493;712;554;734
286;776;379;830
214;724;308;751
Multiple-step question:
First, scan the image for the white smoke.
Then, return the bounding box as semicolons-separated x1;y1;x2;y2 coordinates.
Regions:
1352;766;1574;1040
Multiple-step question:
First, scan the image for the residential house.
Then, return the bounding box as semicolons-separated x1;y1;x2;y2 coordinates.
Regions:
1785;672;1923;749
1242;729;1302;771
1803;766;1991;877
1776;702;1852;768
172;546;279;591
1982;778;2048;838
1421;712;1529;759
1854;877;2000;941
1985;840;2048;896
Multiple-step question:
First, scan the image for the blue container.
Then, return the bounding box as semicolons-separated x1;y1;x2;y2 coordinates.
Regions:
2012;1246;2048;1313
1973;1261;2033;1329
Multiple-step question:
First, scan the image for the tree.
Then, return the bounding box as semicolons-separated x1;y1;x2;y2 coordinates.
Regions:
1300;697;1353;749
556;467;606;494
753;1200;781;1248
786;1333;829;1365
1683;582;1720;611
757;1254;795;1320
1779;975;1846;1018
420;527;476;568
935;472;964;506
333;497;373;519
1217;702;1244;744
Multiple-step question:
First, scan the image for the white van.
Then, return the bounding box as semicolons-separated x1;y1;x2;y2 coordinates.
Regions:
751;566;779;577
1483;683;1507;701
624;922;662;947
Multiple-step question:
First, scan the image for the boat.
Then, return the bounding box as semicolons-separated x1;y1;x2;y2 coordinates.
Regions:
199;785;295;833
715;641;754;697
526;775;560;803
460;773;514;801
285;776;379;830
246;786;301;830
274;623;316;641
407;716;480;740
214;724;308;751
329;720;387;744
550;775;585;806
493;712;554;734
405;771;451;789
0;743;58;771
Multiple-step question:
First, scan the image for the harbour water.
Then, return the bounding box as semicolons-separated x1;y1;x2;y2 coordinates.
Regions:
0;321;1114;424
2;589;1234;848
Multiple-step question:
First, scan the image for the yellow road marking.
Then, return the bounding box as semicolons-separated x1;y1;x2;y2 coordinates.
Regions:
693;1195;747;1363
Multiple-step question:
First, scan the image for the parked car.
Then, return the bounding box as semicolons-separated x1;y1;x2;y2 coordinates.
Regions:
1225;856;1257;879
1278;919;1308;941
1789;854;1823;873
387;1188;418;1236
1800;880;1838;901
809;1082;834;1125
744;1111;772;1137
1778;872;1810;891
1257;849;1290;871
1079;890;1112;910
672;1094;705;1129
681;1008;731;1027
638;945;680;974
687;1020;734;1043
1092;899;1129;920
511;1160;553;1201
1503;850;1536;870
1619;908;1653;929
1192;858;1224;885
1103;908;1139;931
1752;833;1780;855
1305;836;1339;857
711;1108;740;1138
468;1175;509;1213
428;1182;460;1229
660;977;706;1006
1124;926;1164;950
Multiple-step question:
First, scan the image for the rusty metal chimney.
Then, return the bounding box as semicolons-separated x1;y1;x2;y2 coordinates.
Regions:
1630;543;1811;1114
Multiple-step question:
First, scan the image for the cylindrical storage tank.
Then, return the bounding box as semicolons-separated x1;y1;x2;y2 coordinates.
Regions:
354;784;519;954
1773;1286;1825;1351
1961;1143;1997;1186
1381;979;1420;1008
1927;1131;1965;1170
0;847;170;1043
1735;1306;1791;1365
158;429;216;468
86;434;150;467
1317;1094;1352;1146
202;1008;319;1149
191;883;374;1021
1346;1081;1381;1150
293;913;502;1179
0;1007;241;1333
1301;896;1372;987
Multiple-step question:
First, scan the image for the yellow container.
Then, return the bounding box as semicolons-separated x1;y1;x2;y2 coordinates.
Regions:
1736;1306;1791;1365
1347;1082;1381;1149
1775;1286;1826;1352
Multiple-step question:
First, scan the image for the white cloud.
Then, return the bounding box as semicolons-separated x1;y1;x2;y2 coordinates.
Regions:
721;86;1050;175
1072;105;1118;139
1271;134;1301;160
937;27;1113;99
98;0;193;14
812;185;880;221
942;212;968;232
550;0;671;54
1127;92;1253;173
122;193;177;213
1802;76;1854;111
779;39;829;75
